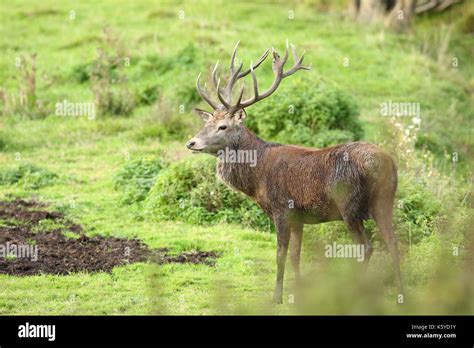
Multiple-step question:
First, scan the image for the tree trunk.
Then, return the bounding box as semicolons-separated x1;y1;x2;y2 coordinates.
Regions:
385;0;417;31
352;0;460;31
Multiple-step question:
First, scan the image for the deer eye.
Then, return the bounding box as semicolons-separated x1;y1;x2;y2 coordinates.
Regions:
218;125;227;131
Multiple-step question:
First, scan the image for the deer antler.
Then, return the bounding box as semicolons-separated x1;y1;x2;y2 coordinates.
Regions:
196;72;220;110
196;40;310;112
216;41;270;107
233;40;311;112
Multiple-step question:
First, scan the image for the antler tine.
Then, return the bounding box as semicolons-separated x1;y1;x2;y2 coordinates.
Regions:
238;48;270;79
291;43;298;63
211;60;219;88
195;41;309;113
223;46;269;105
216;78;231;109
217;40;244;105
196;72;219;110
250;61;258;102
233;42;309;110
229;40;240;74
223;42;270;107
236;83;245;105
282;47;311;78
222;60;243;103
282;39;289;67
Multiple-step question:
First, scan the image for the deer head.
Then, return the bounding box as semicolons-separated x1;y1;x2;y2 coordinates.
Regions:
186;40;311;155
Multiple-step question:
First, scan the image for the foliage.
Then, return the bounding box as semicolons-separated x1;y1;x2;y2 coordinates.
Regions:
381;114;468;249
135;84;160;106
71;62;92;84
0;163;58;189
145;156;271;230
246;78;363;148
0;54;51;118
1;0;473;315
114;156;167;204
90;27;135;117
395;174;443;245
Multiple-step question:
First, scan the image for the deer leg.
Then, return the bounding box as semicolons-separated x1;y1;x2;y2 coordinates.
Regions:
289;223;303;286
273;216;290;304
341;211;372;266
359;223;373;265
373;212;403;294
370;158;403;294
352;220;373;265
371;188;403;294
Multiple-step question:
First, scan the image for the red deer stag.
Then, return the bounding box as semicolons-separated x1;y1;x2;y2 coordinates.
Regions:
186;41;402;303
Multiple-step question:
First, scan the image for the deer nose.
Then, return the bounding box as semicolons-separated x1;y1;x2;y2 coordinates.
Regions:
186;140;196;149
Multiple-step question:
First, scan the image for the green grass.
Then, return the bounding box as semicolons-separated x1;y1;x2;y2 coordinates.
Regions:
0;0;473;315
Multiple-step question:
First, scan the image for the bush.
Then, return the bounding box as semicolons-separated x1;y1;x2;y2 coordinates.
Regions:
135;84;160;106
92;82;135;117
381;116;454;247
395;173;443;245
71;62;92;84
0;163;58;189
90;27;135;117
0;54;51;119
246;78;363;147
113;156;167;204
145;156;270;230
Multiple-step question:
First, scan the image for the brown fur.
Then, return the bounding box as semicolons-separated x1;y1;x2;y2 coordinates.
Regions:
188;40;402;302
189;123;402;303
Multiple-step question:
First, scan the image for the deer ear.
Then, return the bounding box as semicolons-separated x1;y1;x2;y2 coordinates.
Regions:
234;109;247;123
194;108;213;122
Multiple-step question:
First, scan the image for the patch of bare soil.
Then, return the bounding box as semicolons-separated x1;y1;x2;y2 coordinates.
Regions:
0;199;218;276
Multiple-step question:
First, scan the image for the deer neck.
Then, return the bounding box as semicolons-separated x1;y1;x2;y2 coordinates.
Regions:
216;127;269;198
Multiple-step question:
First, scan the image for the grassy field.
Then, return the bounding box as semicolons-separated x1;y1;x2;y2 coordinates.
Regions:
0;0;473;315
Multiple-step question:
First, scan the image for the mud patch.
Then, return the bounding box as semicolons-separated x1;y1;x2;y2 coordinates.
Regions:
151;249;218;266
0;199;218;276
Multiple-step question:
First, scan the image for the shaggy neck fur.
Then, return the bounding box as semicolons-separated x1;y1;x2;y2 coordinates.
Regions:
217;127;278;198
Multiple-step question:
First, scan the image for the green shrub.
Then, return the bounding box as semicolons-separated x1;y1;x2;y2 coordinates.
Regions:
71;62;92;83
246;78;363;147
145;156;270;230
0;54;51;119
135;84;160;106
89;27;135;117
0;163;58;189
395;173;443;245
91;81;135;117
113;156;167;204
